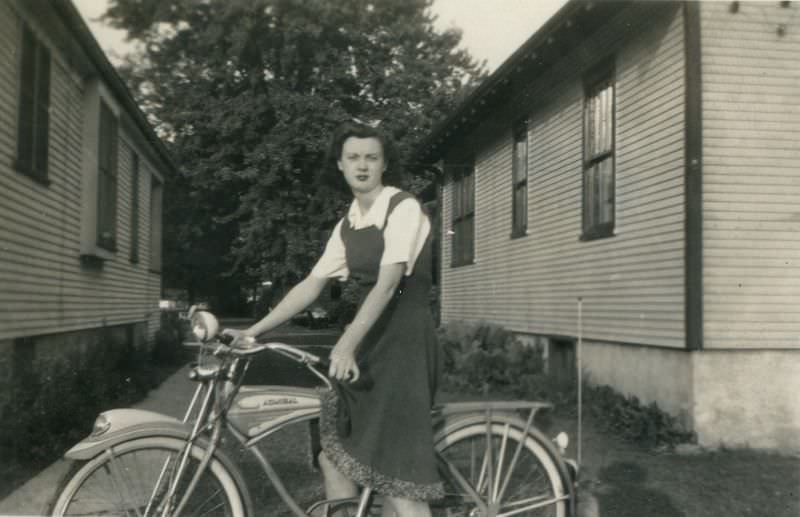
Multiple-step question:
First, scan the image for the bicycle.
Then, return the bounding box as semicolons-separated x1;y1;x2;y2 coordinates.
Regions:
50;309;577;516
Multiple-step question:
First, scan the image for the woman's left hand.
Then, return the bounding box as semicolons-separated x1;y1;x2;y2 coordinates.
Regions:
329;342;360;382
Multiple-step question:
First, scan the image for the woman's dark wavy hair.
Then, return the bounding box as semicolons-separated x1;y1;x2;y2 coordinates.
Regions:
318;120;401;193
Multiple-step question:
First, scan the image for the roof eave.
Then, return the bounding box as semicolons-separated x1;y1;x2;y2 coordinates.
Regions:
50;0;177;177
417;0;631;165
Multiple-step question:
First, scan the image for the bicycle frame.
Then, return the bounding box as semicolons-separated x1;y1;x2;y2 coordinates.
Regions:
63;336;576;517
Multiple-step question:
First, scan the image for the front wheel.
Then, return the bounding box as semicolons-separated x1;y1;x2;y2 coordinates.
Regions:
434;422;567;517
51;436;246;517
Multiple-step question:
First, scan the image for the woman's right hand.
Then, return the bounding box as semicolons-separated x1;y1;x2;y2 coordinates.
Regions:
221;328;256;348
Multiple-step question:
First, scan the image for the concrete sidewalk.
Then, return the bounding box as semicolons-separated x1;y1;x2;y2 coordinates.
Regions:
0;363;198;517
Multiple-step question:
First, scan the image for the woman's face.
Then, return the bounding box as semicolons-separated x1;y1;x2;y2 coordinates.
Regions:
337;136;387;195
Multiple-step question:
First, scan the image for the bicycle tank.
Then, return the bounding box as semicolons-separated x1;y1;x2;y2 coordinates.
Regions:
228;386;321;437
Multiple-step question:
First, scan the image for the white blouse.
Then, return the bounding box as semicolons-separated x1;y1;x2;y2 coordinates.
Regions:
310;186;431;280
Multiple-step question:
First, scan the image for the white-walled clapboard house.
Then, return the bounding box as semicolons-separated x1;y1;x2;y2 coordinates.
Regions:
419;1;800;450
0;0;170;379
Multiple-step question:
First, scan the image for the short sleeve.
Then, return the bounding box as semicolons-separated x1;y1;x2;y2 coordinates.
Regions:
381;198;430;275
310;219;349;280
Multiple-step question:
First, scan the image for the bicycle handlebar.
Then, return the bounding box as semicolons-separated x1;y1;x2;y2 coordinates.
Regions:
186;332;373;389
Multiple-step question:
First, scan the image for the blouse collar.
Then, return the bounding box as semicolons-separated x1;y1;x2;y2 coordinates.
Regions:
346;186;401;230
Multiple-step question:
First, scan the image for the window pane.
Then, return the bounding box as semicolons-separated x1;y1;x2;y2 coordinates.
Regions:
592;93;601;157
598;157;614;225
586;80;614;160
465;170;474;214
466;215;474;262
600;83;613;154
584;165;596;229
453;219;462;265
514;184;527;232
97;173;111;240
599;87;607;154
453;177;462;218
513;138;527;184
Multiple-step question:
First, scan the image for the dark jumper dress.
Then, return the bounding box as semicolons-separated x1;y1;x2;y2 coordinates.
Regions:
319;191;444;501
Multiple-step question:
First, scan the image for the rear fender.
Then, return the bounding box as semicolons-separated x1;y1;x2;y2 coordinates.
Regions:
434;411;577;515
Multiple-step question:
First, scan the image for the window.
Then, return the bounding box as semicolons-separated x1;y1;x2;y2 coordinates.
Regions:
582;63;615;240
451;158;475;267
130;152;140;263
512;119;528;237
149;178;163;272
97;101;119;251
16;23;50;183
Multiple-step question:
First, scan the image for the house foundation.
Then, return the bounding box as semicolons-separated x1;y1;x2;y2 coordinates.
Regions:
579;340;800;452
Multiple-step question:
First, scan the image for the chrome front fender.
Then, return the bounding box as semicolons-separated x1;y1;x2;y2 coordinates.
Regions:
62;409;255;517
65;409;191;461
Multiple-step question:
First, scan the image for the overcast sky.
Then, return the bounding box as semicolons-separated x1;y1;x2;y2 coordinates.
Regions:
73;0;568;73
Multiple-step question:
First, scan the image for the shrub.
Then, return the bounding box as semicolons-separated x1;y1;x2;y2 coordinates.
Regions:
585;385;695;448
437;321;548;399
0;339;170;468
438;321;694;449
0;319;188;494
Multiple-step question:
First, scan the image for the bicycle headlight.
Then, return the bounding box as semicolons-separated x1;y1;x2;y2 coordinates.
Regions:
191;311;219;342
90;413;111;437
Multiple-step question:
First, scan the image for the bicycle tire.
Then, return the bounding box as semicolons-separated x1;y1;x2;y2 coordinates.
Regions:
50;436;246;517
434;422;567;517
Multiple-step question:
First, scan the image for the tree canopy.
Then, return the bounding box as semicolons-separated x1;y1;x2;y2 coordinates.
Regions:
104;0;485;309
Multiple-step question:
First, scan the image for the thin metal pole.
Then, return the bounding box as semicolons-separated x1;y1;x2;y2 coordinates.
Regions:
577;297;583;470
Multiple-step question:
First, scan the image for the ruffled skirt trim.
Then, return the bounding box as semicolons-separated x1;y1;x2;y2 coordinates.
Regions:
318;389;445;501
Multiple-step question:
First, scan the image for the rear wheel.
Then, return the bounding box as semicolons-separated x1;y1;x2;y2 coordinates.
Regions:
434;422;567;517
51;436;245;517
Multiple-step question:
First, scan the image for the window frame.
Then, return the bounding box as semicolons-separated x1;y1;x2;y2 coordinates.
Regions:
581;60;616;241
96;101;119;252
511;118;529;239
450;157;475;268
15;22;51;185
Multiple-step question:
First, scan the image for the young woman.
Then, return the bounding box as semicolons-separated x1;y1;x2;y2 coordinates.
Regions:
226;121;443;516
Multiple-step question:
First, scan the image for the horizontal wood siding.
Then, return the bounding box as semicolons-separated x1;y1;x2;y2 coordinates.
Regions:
700;1;800;349
441;3;687;347
0;1;162;341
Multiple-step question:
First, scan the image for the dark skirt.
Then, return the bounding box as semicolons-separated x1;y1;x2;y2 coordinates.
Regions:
319;300;443;501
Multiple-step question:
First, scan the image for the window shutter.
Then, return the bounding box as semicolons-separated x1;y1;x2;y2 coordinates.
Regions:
130;153;140;263
33;44;50;178
16;26;36;173
97;102;119;250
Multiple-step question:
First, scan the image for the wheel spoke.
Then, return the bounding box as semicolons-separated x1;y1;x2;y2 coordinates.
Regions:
436;422;566;517
102;452;143;517
497;494;570;517
492;424;511;501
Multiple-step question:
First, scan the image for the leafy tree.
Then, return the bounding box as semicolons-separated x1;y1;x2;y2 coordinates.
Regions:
104;0;485;310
